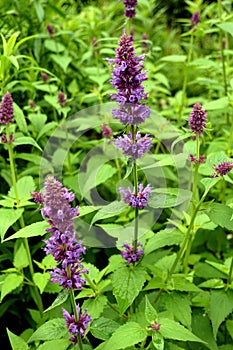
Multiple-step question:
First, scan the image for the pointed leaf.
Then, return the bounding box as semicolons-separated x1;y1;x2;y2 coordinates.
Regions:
145;296;158;323
4;221;49;241
13;242;29;269
6;329;29;350
28;318;67;342
0;208;24;241
1;274;24;301
33;272;50;294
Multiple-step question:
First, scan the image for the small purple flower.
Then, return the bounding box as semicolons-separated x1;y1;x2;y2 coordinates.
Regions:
189;102;207;136
50;263;88;290
122;0;138;18
115;131;152;159
29;99;36;109
120;241;144;264
0;92;14;125
149;322;161;332
63;305;92;343
119;183;152;209
102;124;113;138
211;162;233;178
190;11;200;26
189;154;205;164
58;91;67;107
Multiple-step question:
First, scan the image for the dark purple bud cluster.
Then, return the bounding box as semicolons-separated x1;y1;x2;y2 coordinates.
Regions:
1;133;14;143
190;11;200;27
119;183;152;209
122;0;138;18
0;92;14;125
189;154;205;164
120;241;144;264
189;102;207;136
211;162;233;178
149;322;161;332
63;305;91;344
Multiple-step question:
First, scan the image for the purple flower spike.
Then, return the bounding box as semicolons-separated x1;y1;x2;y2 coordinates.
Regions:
189;102;207;136
123;0;138;18
211;162;233;178
120;241;144;264
0;92;14;125
119;183;152;209
115;131;152;159
63;305;92;343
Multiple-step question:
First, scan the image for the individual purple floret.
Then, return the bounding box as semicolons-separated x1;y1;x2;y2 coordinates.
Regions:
211;162;233;178
120;241;144;264
189;102;207;136
190;11;200;26
189;154;205;164
102;124;113;138
119;183;152;209
148;322;161;332
31;191;44;205
63;305;92;344
123;0;138;18
0;92;14;125
115;131;152;159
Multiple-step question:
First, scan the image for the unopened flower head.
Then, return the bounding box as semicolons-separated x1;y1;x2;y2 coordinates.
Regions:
149;322;161;332
120;241;144;264
119;183;152;209
0;92;14;125
123;0;138;18
115;131;152;159
190;10;200;26
189;154;205;164
58;91;67;107
1;133;14;143
189;102;207;136
211;162;233;178
63;305;91;344
102;124;113;138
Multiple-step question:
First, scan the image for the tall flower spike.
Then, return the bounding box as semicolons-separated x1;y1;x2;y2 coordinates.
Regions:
123;0;138;18
108;31;150;125
189;102;207;136
0;92;14;125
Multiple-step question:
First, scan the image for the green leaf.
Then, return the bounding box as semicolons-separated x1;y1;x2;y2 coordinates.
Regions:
1;274;24;301
159;318;206;343
96;164;117;186
13;136;42;151
50;54;72;73
82;295;107;319
112;266;147;314
13;242;29;269
162;292;191;329
28;318;67;342
145;229;183;255
203;97;228;110
97;322;147;350
91;201;127;225
149;188;191;209
191;309;218;350
217;22;233;37
209;290;233;338
161;55;187;63
4;221;49;241
8;176;35;202
206;203;233;231
6;329;29;350
44;39;65;53
0;208;24;241
152;332;164;350
44;290;69;313
201;177;221;195
90;317;120;340
14;103;28;133
37;339;70;350
226;320;233;341
33;272;50;294
145;296;158;323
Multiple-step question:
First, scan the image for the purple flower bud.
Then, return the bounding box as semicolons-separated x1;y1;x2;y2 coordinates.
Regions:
58;91;67;107
119;183;152;209
102;124;113;138
115;131;152;159
29;99;36;109
189;154;205;164
190;11;200;26
149;322;161;332
211;162;233;178
63;305;91;343
41;72;49;82
47;24;54;37
1;133;14;143
189;102;207;136
120;241;144;264
0;92;14;125
31;191;44;204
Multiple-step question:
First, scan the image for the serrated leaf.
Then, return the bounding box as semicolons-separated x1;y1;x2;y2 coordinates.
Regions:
13;136;42;151
163;292;191;329
145;229;183;255
206;203;233;231
112;266;147;314
28;318;67;342
6;328;29;350
13;242;29;269
33;272;50;294
8;176;35;201
90;317;120;340
209;290;233;338
152;332;164;350
191;310;218;350
0;208;24;241
98;322;147;350
1;274;24;301
44;290;69;313
159;318;206;343
4;221;49;241
145;296;158;323
82;295;107;319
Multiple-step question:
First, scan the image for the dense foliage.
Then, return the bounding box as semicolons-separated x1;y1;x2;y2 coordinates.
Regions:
0;0;233;349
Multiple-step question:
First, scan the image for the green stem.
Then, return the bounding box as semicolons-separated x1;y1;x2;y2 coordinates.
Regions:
6;127;44;316
226;257;233;291
131;125;139;254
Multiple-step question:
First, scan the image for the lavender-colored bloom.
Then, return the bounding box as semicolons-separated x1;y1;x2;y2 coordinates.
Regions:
189;102;207;136
120;241;144;264
122;0;138;18
63;305;92;343
211;162;233;178
112;104;150;125
0;92;14;125
189;154;205;164
119;183;152;209
190;11;200;26
58;91;67;107
115;131;152;159
31;191;44;204
102;124;113;138
50;263;88;290
149;322;161;332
